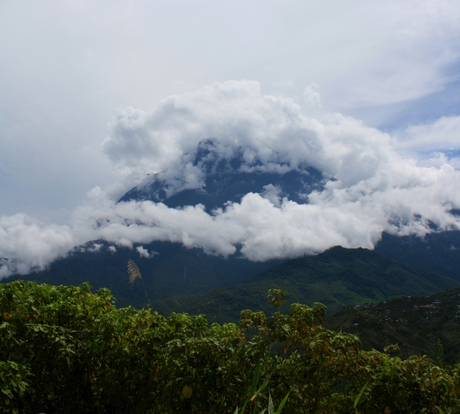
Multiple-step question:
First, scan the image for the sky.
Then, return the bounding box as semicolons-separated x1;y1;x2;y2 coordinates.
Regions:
1;0;460;277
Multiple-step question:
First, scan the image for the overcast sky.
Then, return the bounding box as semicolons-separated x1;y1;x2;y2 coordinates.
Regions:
1;0;460;277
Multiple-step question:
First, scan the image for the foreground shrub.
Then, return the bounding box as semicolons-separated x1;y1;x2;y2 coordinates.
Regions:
1;282;459;413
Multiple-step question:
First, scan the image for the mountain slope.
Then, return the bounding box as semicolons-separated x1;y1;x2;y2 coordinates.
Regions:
325;286;460;364
151;246;459;324
375;231;460;278
4;241;280;308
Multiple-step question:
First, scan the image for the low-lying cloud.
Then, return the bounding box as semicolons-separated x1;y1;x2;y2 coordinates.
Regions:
1;81;460;278
0;214;76;278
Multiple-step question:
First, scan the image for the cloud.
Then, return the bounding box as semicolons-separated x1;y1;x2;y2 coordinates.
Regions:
303;84;322;109
136;246;150;258
0;214;76;276
1;0;459;227
1;80;460;278
136;246;158;258
103;80;397;196
87;243;103;253
88;76;460;258
395;115;460;154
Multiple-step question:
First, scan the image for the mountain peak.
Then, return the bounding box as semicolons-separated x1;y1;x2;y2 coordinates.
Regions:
119;138;324;211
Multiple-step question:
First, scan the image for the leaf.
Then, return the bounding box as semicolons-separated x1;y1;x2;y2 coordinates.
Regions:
250;377;270;402
127;259;143;284
354;381;368;411
240;397;250;414
242;367;267;414
267;289;289;310
1;387;14;399
250;365;261;396
268;392;275;414
274;391;290;414
182;385;192;399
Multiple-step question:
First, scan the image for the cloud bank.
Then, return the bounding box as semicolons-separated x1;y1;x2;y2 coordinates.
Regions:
1;81;460;278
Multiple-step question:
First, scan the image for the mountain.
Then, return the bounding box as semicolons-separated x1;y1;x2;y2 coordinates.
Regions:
375;230;460;279
325;285;460;365
4;138;460;310
150;246;459;324
2;138;325;304
113;138;460;292
5;241;279;309
119;138;324;210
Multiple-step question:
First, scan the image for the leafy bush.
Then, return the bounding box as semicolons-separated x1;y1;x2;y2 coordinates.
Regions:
1;282;459;413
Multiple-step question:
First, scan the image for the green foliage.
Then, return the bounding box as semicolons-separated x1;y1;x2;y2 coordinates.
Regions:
0;360;29;414
267;288;289;310
1;281;460;413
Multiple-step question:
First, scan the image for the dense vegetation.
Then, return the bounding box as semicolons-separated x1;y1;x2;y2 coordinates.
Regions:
153;247;458;324
326;286;460;365
2;281;460;413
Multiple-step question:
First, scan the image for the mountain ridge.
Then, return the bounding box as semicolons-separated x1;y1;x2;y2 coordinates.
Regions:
150;246;459;324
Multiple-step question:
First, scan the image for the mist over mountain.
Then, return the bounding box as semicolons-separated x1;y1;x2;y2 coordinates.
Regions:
119;138;324;210
6;128;460;307
1;81;460;280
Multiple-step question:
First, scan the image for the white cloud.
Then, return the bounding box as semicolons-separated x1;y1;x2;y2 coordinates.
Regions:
0;214;76;275
1;0;459;224
103;81;398;195
303;84;322;109
87;243;103;253
136;246;150;258
395;115;460;154
1;80;460;278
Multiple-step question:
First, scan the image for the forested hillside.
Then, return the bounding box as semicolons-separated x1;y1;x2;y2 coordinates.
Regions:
326;286;460;365
152;246;458;324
